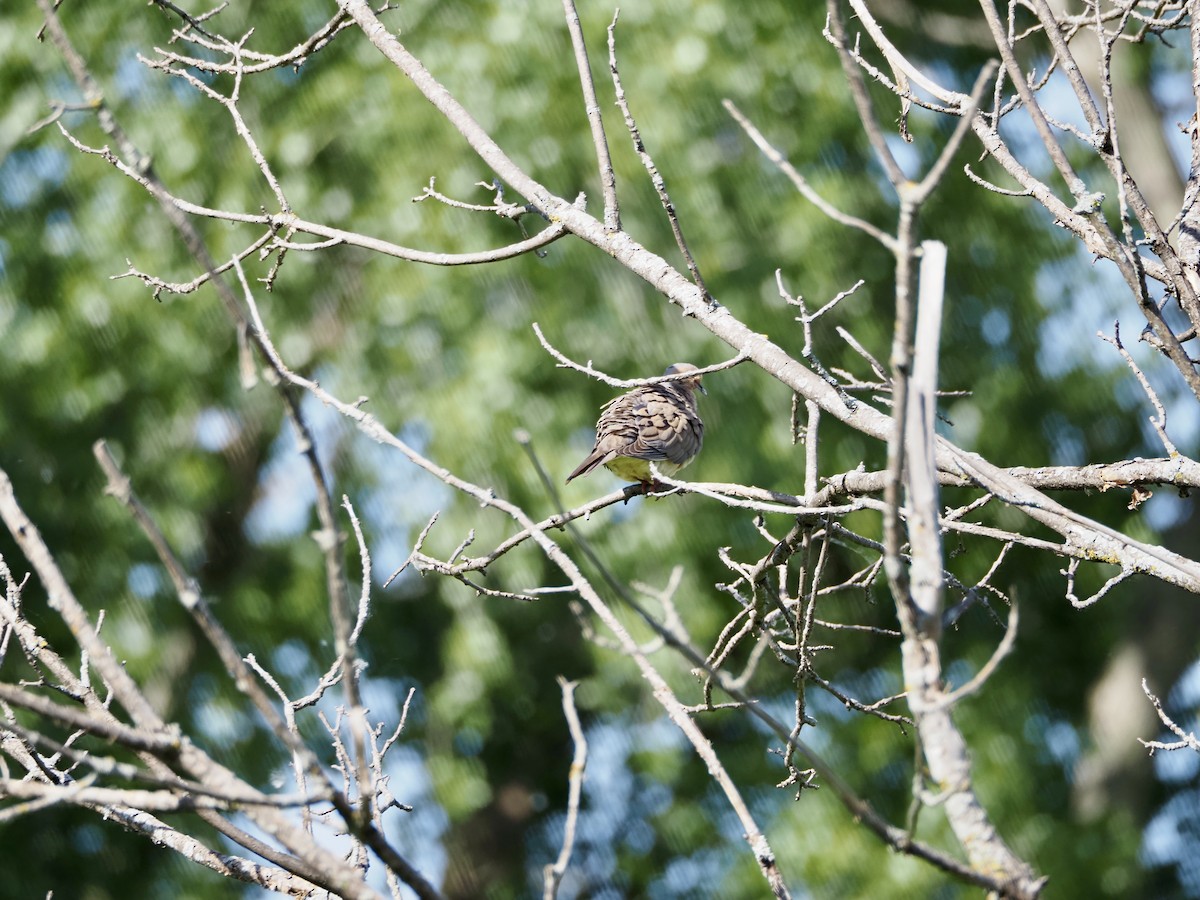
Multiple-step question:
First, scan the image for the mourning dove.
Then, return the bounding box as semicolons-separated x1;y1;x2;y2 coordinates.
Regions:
566;363;706;486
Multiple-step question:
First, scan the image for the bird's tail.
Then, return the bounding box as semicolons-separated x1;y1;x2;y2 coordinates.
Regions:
565;451;606;483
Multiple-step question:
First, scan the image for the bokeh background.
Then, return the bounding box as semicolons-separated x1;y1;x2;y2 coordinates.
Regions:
3;0;1200;897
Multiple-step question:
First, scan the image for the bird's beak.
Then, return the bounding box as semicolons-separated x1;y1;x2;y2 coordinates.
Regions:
697;382;708;396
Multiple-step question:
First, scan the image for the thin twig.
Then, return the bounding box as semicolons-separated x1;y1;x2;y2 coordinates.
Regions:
533;321;748;385
724;99;898;252
610;11;709;298
1139;678;1200;754
562;0;620;231
543;677;588;900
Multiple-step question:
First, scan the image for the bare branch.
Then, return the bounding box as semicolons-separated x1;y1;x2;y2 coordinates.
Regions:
724;99;898;252
533;322;748;385
926;600;1019;711
562;0;619;231
543;677;588;900
1100;323;1179;457
610;11;709;298
1139;678;1200;754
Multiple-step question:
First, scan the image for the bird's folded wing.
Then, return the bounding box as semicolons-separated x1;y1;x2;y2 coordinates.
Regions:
619;391;703;464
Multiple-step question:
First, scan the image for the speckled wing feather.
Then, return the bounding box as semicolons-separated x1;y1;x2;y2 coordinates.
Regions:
566;367;705;484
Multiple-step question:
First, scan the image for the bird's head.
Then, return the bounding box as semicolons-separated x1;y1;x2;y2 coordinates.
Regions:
663;362;707;396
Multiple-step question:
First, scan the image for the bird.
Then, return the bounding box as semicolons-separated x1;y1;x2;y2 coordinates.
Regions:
566;363;706;487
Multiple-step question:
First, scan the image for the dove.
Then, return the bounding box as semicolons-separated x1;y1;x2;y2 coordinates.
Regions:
566;363;706;486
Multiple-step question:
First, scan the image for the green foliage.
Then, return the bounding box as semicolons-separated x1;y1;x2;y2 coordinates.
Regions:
1;1;1191;898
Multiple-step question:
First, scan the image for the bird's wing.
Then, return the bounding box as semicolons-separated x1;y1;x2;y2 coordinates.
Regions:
602;385;703;464
635;386;703;465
